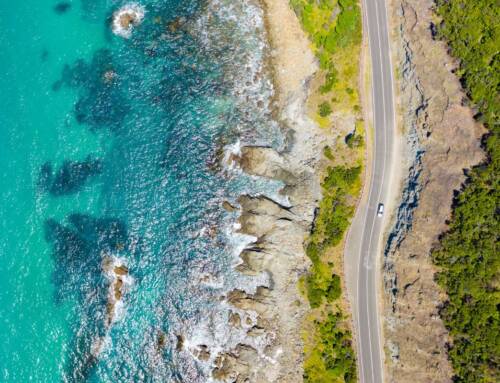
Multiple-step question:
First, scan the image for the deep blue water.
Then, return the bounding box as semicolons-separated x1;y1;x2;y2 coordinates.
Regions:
0;1;283;381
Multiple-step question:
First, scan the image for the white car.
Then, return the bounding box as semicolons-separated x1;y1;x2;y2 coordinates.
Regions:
377;203;384;217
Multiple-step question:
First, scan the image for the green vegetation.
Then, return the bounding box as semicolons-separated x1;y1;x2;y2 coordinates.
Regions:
291;0;362;112
432;1;500;382
319;101;333;117
301;164;361;382
436;0;499;130
290;1;363;381
323;145;335;161
303;312;357;383
290;0;362;55
345;131;363;149
305;165;361;308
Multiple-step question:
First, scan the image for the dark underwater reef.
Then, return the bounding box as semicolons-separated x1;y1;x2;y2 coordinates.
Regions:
39;157;102;196
44;214;130;381
40;1;235;380
53;2;71;15
52;49;129;132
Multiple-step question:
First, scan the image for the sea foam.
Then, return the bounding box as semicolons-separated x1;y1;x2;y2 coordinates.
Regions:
112;3;146;38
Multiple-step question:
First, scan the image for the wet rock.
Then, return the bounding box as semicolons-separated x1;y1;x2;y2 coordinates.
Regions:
247;325;266;337
226;287;272;314
113;277;122;298
236;248;266;275
228;312;242;328
212;344;259;382
222;200;237;212
237;195;295;239
157;331;167;350
111;4;145;39
194;345;210;361
114;265;128;275
175;334;184;351
168;17;187;33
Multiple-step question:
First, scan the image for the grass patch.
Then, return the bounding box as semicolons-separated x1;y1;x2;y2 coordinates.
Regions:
291;0;362;116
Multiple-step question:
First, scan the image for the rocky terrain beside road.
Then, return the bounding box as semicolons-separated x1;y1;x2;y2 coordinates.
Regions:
382;0;485;381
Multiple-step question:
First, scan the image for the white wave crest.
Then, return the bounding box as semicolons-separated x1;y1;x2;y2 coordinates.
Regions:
112;3;145;39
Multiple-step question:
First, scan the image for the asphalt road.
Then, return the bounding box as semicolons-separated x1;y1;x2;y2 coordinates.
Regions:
345;0;396;382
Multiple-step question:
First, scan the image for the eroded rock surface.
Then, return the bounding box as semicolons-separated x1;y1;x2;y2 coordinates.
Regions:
383;1;485;381
215;141;326;382
206;8;332;378
185;0;337;380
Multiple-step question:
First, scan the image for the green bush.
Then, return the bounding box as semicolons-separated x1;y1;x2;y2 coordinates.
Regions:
319;101;333;117
322;165;361;192
326;274;342;302
323;145;335;161
304;165;361;308
433;1;500;381
304;312;357;383
290;0;361;93
324;0;362;53
345;132;363;148
303;164;361;379
320;64;339;93
291;2;362;381
436;0;499;131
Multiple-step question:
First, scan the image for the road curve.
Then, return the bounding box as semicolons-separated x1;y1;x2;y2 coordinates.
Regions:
346;0;396;382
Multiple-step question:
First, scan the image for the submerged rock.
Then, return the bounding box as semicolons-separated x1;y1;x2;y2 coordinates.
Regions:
157;331;167;351
102;70;117;84
40;157;103;197
53;2;71;15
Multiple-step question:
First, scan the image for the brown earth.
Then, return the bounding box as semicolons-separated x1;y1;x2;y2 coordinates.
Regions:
382;0;486;382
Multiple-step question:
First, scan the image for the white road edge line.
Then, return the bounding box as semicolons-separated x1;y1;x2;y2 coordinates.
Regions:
365;1;388;381
356;0;374;380
355;0;394;381
376;0;398;377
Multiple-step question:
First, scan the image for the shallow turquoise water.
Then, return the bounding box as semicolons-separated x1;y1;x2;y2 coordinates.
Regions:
0;1;282;381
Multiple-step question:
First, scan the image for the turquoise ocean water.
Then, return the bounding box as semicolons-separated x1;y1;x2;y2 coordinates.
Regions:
0;1;284;381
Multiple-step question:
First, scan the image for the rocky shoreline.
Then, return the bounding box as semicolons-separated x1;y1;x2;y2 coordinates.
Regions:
382;0;485;381
209;0;335;381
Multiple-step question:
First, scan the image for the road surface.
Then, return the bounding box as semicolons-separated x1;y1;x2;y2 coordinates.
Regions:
345;0;396;382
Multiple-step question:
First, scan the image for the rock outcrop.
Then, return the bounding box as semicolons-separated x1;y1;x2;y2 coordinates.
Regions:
383;0;485;381
215;140;325;382
111;3;145;39
202;0;339;379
